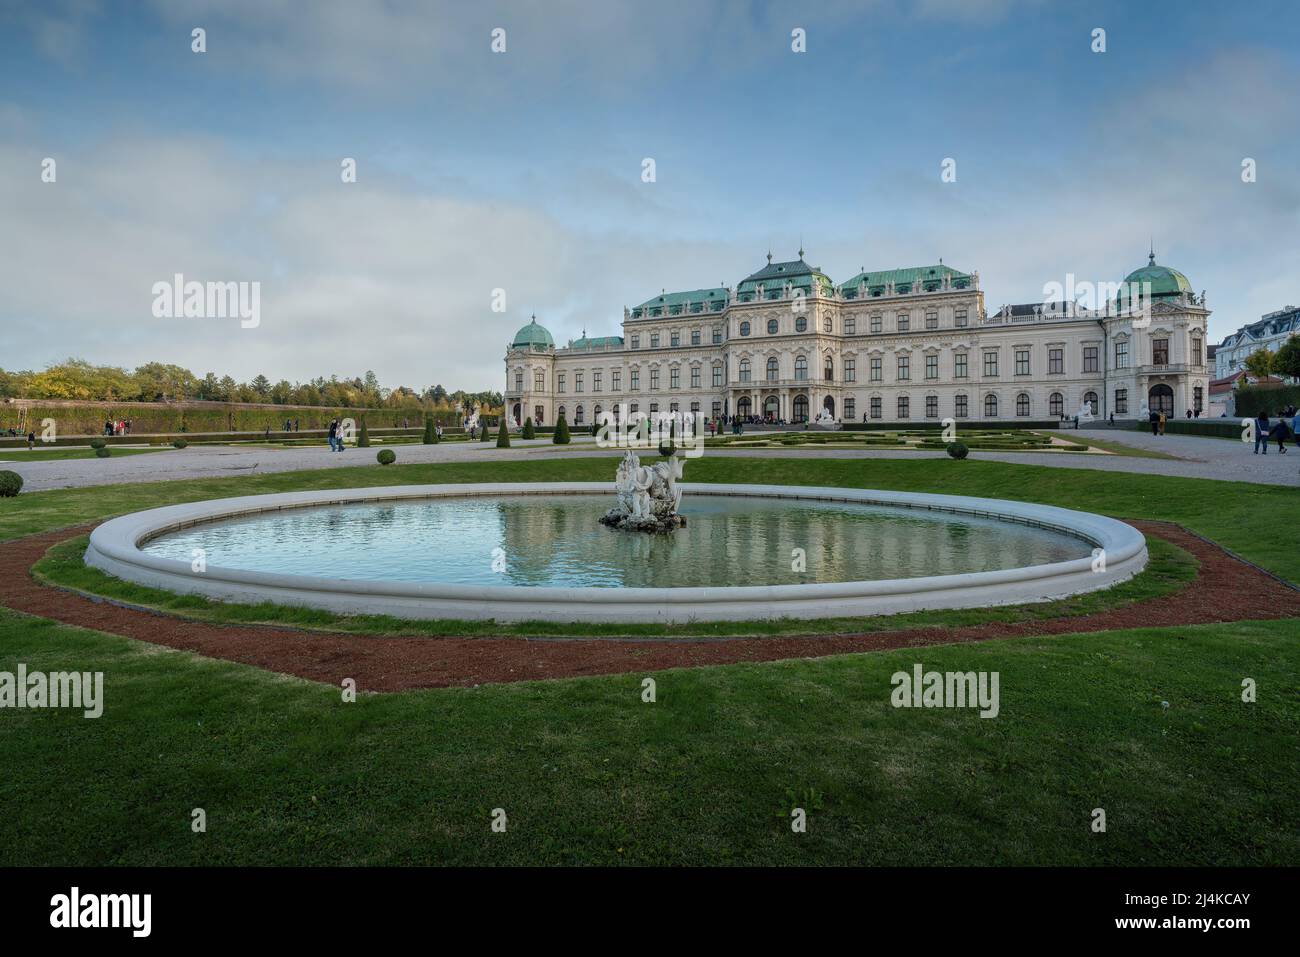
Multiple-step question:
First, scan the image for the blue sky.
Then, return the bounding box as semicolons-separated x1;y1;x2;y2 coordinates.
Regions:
3;0;1299;390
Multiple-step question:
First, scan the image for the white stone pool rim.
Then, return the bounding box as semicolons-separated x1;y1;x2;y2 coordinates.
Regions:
84;482;1148;624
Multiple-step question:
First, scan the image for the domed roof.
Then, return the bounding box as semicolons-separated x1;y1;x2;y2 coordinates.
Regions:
511;315;554;349
1117;251;1192;306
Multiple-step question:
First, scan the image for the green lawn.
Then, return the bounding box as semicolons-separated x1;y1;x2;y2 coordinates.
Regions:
0;446;169;463
1;455;1297;866
0;608;1294;865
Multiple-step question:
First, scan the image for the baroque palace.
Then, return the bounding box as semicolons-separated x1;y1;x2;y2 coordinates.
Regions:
505;249;1211;428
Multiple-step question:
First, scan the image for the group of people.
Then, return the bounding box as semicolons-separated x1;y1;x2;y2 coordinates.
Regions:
1252;408;1300;455
103;418;132;436
326;419;346;451
282;418;301;432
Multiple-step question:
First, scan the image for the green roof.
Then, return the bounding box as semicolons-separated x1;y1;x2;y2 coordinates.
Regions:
566;335;624;350
735;257;833;300
510;317;554;349
631;287;729;319
1116;253;1192;307
838;264;971;298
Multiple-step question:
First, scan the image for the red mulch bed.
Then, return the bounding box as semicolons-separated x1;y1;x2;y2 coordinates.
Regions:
0;522;1294;693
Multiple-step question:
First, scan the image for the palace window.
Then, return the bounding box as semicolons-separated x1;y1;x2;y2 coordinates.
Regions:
514;371;523;391
1152;338;1169;366
712;401;722;418
593;372;602;392
824;358;834;381
767;318;779;334
1049;392;1063;417
690;401;700;415
1049;348;1063;374
650;368;660;390
1083;345;1099;372
926;310;938;330
739;321;751;337
955;394;968;418
766;357;779;382
1115;388;1128;414
925;354;938;380
1193;385;1203;412
795;316;807;332
1083;391;1098;414
690;366;700;388
794;356;808;380
954;353;968;378
870;397;882;418
629;403;638;414
649;403;659;414
670;331;680;347
824;316;832;333
845;359;856;382
897;396;910;419
1015;349;1030;376
1114;340;1128;369
575;405;585;424
984;394;998;417
897;355;910;381
845;398;856;419
897;313;910;332
574;373;583;393
630;370;640;390
534;371;544;391
739;360;751;383
558;405;566;420
713;327;722;344
926;395;939;418
712;364;723;387
558;373;566;392
630;335;640;349
845;316;856;335
870;314;882;334
670;367;680;389
1016;393;1030;416
612;371;621;391
983;350;998;377
954;308;968;328
1192;338;1202;366
870;357;882;381
650;332;660;348
691;329;700;346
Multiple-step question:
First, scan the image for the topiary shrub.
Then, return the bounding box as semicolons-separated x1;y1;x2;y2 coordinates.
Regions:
946;441;969;460
357;417;371;448
553;414;570;445
0;470;22;497
172;439;188;449
90;438;107;449
480;421;491;442
496;419;511;448
95;446;111;458
522;417;535;439
423;417;436;444
377;448;396;465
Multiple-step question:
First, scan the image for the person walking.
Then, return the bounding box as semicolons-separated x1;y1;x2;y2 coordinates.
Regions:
327;418;338;451
1157;411;1166;435
1269;417;1290;454
1148;409;1159;436
27;430;35;451
1254;412;1269;454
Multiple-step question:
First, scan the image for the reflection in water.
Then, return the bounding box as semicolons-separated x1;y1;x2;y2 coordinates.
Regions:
142;494;1090;588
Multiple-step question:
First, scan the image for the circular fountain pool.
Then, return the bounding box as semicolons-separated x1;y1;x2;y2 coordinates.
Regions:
85;483;1147;624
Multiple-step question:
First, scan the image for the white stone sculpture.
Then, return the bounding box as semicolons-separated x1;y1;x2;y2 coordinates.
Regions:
601;449;686;532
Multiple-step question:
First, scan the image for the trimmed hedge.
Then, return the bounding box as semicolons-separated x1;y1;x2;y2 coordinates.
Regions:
377;449;396;465
1132;419;1242;439
95;446;111;458
946;441;969;459
496;420;511;448
172;439;188;449
522;417;535;439
0;470;22;497
839;420;1060;431
553;415;570;445
1234;385;1300;419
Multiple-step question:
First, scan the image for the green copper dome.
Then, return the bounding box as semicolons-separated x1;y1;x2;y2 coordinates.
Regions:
511;316;554;349
1117;251;1192;308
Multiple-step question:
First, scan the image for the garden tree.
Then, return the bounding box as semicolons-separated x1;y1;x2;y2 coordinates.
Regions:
250;374;272;398
134;362;198;401
522;416;535;439
431;384;448;403
271;380;294;404
1272;335;1300;380
553;413;570;444
357;416;370;447
423;417;436;444
496;419;511;448
481;419;491;442
1244;348;1275;381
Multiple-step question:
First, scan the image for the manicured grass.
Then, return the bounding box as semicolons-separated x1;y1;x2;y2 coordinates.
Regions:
0;608;1294;865
1042;431;1179;460
0;446;169;462
33;533;1196;638
3;456;1297;580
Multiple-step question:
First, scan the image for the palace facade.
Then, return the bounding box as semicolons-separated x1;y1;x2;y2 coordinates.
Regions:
505;250;1211;428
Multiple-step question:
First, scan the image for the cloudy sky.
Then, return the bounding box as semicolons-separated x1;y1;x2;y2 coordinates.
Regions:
2;0;1299;392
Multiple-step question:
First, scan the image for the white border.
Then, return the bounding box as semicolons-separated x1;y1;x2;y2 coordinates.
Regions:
84;483;1148;624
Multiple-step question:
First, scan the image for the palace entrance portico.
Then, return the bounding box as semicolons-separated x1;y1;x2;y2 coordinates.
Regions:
730;386;817;422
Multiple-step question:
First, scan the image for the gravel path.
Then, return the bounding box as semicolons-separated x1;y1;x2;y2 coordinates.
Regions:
2;429;1296;491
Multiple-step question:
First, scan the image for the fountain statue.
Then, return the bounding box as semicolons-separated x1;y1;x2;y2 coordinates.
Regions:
600;449;686;532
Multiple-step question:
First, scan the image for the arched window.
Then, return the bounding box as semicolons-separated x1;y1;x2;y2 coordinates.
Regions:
792;394;809;422
739;321;750;337
766;357;779;381
575;405;585;425
1083;391;1098;415
1049;392;1063;417
1016;393;1030;416
767;318;779;334
795;316;807;332
794;355;808;380
593;404;602;422
558;405;567;421
739;359;751;382
984;394;998;418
